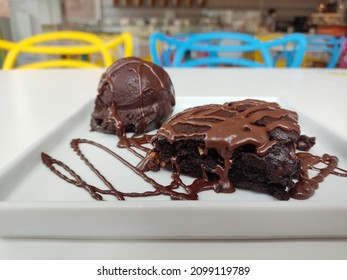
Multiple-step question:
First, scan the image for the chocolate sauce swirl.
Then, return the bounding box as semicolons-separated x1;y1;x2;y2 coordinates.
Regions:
42;138;201;201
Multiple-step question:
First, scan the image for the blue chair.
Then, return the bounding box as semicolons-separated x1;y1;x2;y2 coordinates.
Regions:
304;35;346;68
168;32;273;67
150;32;209;66
149;32;184;66
263;33;307;68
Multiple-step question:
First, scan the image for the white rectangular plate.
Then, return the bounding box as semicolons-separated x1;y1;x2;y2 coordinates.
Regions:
0;97;347;239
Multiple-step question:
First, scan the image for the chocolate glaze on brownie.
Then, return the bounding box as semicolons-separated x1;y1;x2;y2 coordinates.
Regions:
146;99;304;200
90;57;175;137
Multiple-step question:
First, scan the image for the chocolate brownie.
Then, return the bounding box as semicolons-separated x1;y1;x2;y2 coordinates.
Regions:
145;99;315;200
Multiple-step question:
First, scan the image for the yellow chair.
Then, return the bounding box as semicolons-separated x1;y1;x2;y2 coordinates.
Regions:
98;32;134;62
0;36;15;66
2;31;133;70
257;33;284;41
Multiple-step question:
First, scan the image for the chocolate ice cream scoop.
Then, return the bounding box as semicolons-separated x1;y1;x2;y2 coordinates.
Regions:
91;57;175;136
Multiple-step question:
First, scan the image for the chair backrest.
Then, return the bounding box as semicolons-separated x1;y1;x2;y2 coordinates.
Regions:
149;32;184;66
2;31;133;70
170;32;273;67
332;35;345;68
263;33;307;68
101;32;133;61
0;37;15;66
305;34;345;68
255;33;284;67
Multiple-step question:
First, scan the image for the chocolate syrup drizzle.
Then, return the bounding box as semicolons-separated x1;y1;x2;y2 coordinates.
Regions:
42;138;200;200
41;99;347;201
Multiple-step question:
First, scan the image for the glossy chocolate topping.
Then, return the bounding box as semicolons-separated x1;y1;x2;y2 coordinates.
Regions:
42;99;347;201
90;57;175;136
156;99;300;153
152;99;301;193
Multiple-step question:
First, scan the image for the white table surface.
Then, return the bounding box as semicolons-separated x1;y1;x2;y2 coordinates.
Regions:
0;68;347;259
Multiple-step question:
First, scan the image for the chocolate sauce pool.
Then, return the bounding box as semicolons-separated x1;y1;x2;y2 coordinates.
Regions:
41;100;347;201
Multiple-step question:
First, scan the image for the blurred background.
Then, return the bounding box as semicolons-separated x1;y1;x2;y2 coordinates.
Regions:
1;0;346;60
